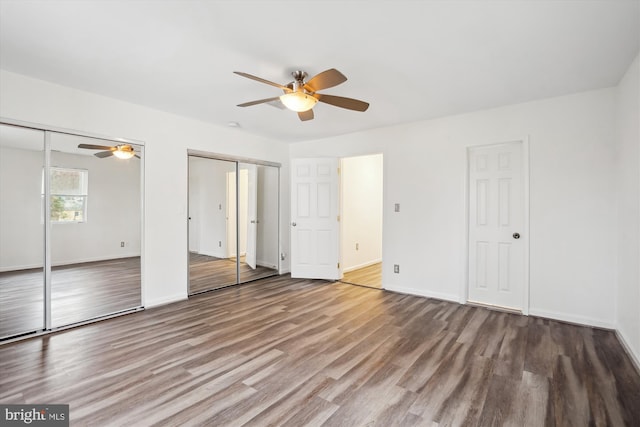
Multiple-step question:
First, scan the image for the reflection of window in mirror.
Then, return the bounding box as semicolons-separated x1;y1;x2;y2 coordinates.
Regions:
41;167;89;223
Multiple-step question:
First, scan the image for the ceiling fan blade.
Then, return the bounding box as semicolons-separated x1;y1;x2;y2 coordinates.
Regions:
78;143;113;150
234;71;292;92
316;94;369;112
304;68;347;92
95;151;113;158
298;109;314;121
237;96;281;107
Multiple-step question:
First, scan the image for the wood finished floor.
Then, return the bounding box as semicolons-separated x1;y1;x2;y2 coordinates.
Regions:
341;263;382;289
1;275;639;426
189;253;278;294
0;257;141;338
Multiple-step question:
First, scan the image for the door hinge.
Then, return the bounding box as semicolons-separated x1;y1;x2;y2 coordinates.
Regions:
337;215;340;222
337;262;340;269
337;167;341;174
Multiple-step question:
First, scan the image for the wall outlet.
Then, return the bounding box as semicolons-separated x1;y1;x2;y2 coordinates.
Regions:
219;241;222;247
394;264;400;274
356;243;359;250
394;203;400;212
120;241;125;247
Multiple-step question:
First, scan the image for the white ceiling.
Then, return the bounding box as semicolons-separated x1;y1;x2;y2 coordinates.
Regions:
0;0;638;143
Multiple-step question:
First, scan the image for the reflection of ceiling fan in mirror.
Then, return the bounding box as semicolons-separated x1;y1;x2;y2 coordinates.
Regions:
234;68;369;121
78;143;139;159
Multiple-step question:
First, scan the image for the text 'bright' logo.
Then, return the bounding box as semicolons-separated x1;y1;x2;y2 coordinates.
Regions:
4;408;47;423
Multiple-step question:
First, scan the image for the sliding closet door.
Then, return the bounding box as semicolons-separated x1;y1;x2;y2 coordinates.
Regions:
188;156;238;294
0;125;46;339
49;133;142;327
188;155;280;293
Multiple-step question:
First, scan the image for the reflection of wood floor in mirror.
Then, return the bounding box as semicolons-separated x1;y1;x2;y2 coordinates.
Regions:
341;262;382;289
0;257;141;339
189;252;278;295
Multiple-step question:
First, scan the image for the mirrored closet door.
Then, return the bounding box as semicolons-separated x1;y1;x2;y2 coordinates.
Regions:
0;124;46;339
188;155;279;295
0;121;143;341
49;133;142;327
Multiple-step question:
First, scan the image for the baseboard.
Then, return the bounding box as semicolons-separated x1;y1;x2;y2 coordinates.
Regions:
145;293;187;308
195;249;226;259
257;259;278;269
528;308;615;329
343;258;382;273
384;284;459;303
0;263;42;272
615;328;640;376
0;253;141;272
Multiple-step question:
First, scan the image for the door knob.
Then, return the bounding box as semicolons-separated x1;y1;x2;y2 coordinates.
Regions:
513;232;520;239
292;222;297;227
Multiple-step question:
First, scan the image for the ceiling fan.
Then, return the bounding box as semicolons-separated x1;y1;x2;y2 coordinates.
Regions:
234;68;369;121
77;143;139;159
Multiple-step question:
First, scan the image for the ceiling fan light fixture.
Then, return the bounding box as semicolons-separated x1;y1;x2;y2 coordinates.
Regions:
113;145;135;160
279;92;318;112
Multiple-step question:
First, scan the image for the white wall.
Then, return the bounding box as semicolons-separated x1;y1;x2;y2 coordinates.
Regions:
291;88;617;328
0;146;44;270
0;70;290;307
615;54;640;366
188;156;232;258
341;154;383;271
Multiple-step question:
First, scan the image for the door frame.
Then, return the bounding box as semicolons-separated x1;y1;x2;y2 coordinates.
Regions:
462;138;530;315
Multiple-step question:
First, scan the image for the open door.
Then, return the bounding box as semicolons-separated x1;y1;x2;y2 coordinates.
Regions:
244;163;258;269
290;158;340;280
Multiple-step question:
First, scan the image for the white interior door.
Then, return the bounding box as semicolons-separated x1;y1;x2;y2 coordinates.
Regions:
468;141;527;311
245;164;257;269
291;158;340;280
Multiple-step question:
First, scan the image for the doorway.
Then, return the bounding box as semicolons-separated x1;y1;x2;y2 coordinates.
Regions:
339;154;383;289
467;141;529;312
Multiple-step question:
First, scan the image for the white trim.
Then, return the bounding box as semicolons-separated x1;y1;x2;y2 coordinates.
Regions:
522;137;530;315
0;253;141;272
145;293;187;308
385;284;459;303
464;138;531;313
0;117;144;146
615;329;640;376
343;258;382;273
528;308;615;329
256;260;278;269
187;149;281;168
